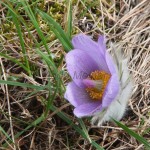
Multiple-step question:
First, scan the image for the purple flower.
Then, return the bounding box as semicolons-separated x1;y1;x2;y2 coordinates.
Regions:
64;34;120;118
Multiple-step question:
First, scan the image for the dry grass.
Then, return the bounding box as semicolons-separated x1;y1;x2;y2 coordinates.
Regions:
0;0;150;149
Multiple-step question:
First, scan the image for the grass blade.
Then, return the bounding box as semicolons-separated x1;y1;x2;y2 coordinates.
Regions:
0;52;28;72
19;0;52;56
2;114;45;148
66;0;72;39
11;12;31;76
113;119;150;148
0;80;46;90
0;125;13;143
50;105;104;150
78;118;92;143
37;9;73;52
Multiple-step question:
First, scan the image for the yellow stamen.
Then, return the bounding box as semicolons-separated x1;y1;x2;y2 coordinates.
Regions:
86;71;111;100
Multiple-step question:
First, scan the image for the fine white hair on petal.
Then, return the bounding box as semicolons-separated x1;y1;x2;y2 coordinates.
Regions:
91;44;134;126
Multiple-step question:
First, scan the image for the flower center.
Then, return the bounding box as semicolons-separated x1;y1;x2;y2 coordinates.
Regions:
86;71;111;100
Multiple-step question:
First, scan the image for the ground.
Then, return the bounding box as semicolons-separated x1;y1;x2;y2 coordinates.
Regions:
0;0;150;149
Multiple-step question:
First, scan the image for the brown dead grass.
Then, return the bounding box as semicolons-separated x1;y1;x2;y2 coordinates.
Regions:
0;0;150;149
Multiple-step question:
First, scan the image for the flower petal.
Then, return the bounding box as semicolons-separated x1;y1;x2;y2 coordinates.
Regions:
64;82;91;107
98;35;118;74
105;51;117;74
102;74;120;108
98;35;107;56
66;49;99;88
72;34;109;72
74;101;102;117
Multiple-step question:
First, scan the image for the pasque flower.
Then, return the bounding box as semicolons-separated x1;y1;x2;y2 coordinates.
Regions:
64;34;133;126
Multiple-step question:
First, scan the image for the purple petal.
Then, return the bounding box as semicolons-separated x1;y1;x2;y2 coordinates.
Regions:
72;34;109;73
74;101;102;117
98;35;118;74
66;49;99;88
98;35;107;56
102;74;120;107
105;51;117;74
64;82;91;107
